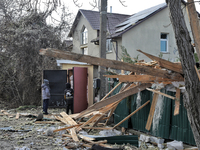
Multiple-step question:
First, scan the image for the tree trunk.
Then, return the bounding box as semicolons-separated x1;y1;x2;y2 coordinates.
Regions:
167;0;200;148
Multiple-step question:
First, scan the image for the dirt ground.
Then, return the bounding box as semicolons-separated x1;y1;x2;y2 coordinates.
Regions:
0;105;138;150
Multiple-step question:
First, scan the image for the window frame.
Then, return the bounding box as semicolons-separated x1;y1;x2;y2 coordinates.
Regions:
160;33;168;53
82;47;88;55
81;26;88;45
106;39;112;53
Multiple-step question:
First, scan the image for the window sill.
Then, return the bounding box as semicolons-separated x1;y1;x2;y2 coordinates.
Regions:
106;51;113;54
80;44;88;48
160;52;170;54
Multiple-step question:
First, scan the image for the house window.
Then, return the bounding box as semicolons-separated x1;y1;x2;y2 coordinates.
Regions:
82;47;88;55
82;27;88;45
106;39;112;52
160;33;168;52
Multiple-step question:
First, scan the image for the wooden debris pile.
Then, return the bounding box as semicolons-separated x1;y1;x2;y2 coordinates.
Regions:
38;48;200;148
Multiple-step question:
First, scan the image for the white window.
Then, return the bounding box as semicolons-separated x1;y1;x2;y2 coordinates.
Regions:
160;33;168;52
106;39;112;52
82;47;88;55
82;27;88;45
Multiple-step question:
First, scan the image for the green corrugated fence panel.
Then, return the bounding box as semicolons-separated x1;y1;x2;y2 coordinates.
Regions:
113;82;129;128
112;81;196;145
150;89;172;139
170;93;196;145
131;90;151;132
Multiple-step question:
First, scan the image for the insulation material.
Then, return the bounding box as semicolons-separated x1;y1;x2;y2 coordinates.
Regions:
152;94;164;135
136;91;141;109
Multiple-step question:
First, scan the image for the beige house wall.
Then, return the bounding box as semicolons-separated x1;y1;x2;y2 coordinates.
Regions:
72;14;118;60
60;64;94;107
72;15;99;57
120;6;193;62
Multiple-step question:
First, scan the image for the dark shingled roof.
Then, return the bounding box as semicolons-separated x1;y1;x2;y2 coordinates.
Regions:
68;9;130;37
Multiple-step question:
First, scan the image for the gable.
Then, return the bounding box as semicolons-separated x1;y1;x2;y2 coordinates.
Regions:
68;9;130;37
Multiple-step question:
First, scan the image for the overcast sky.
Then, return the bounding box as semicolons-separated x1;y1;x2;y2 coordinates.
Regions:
66;0;200;16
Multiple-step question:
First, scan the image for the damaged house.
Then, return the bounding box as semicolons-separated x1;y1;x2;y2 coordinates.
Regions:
38;1;200;148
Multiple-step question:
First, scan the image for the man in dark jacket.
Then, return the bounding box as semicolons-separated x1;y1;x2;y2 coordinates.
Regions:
41;79;50;115
64;83;74;114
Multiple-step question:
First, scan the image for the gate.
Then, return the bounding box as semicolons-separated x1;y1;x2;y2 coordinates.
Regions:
43;70;67;108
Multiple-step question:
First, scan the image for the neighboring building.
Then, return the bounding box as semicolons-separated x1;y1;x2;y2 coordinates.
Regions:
68;2;194;63
67;2;195;102
68;9;130;61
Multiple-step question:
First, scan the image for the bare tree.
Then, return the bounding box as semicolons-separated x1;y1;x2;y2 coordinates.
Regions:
167;0;200;148
0;0;72;107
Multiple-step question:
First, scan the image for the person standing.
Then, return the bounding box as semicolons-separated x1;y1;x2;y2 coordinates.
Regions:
64;83;74;114
41;79;50;115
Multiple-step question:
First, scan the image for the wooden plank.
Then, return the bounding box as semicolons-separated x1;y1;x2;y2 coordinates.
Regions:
53;124;83;132
54;116;69;125
75;83;151;119
174;88;181;116
82;127;113;130
39;48;183;80
145;93;159;130
113;100;150;129
70;128;79;142
35;121;62;124
101;82;122;101
104;74;183;82
137;49;183;74
78;134;95;141
16;113;20;119
60;112;77;125
87;114;106;132
146;88;176;100
76;114;102;131
194;65;200;81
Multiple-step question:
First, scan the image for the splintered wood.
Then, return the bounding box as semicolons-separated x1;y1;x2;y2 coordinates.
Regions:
39;48;187;148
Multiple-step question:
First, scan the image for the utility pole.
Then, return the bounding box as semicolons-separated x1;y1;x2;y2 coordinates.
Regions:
99;0;107;100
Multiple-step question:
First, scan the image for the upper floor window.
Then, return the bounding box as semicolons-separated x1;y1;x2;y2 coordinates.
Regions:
160;33;168;52
106;39;112;52
82;27;88;45
82;47;88;55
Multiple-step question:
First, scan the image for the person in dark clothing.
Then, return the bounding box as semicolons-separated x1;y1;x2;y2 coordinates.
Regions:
64;83;74;114
41;79;50;115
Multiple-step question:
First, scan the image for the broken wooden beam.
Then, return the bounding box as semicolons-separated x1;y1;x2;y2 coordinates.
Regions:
145;93;159;130
146;88;176;100
174;88;181;116
104;74;183;82
75;83;152;119
101;82;122;101
53;124;83;132
39;48;183;80
137;49;183;74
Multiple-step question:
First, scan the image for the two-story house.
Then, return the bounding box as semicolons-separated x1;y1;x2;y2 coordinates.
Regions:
68;2;193;63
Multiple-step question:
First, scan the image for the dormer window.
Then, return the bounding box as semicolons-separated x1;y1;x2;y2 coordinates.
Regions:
81;27;88;45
